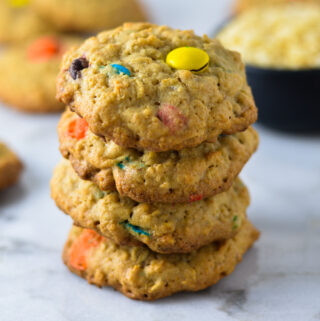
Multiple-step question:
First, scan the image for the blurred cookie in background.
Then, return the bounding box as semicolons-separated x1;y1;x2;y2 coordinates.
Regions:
31;0;147;33
233;0;320;14
0;142;23;191
0;0;52;44
0;36;81;113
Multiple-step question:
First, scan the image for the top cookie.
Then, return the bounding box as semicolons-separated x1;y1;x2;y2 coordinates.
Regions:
57;23;258;151
31;0;146;33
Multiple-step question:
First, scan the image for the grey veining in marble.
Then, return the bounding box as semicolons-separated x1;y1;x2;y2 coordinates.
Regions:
1;1;320;320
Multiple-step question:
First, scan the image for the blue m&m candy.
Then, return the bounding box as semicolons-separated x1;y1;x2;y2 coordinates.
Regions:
110;64;131;76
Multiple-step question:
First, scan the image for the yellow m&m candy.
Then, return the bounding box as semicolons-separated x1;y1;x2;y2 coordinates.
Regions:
9;0;29;7
166;47;209;72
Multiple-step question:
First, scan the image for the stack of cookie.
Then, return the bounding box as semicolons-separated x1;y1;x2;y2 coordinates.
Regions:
51;23;260;300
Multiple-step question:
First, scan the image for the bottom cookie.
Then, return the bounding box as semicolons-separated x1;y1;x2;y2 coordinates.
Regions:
63;220;259;301
0;142;23;191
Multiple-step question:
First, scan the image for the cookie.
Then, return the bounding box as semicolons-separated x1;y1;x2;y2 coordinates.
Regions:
31;0;146;33
63;220;259;300
51;159;250;254
0;142;23;190
58;110;259;203
0;0;52;44
56;23;258;151
0;36;80;113
233;0;320;14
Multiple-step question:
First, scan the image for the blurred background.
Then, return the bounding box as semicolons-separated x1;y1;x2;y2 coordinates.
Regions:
1;1;320;320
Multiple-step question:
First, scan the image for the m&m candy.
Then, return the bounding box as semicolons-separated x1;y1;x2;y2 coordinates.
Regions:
69;229;103;271
67;118;89;139
123;221;150;237
9;0;29;8
110;64;131;76
157;104;187;133
69;57;89;80
166;47;209;72
27;37;61;62
189;193;203;202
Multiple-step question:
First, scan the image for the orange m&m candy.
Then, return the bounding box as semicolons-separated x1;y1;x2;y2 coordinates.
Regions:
27;36;62;62
69;229;103;271
67;118;89;139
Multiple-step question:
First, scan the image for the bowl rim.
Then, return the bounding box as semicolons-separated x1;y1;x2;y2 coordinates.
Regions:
245;64;320;74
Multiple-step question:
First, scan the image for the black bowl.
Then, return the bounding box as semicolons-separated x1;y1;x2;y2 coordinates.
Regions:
246;65;320;132
213;20;320;133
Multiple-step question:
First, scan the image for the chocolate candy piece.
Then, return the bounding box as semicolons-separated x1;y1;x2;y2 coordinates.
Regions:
69;57;89;80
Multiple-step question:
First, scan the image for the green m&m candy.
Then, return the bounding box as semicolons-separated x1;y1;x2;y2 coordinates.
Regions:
166;47;209;72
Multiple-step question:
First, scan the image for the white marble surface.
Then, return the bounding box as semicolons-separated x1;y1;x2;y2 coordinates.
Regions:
1;1;320;320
